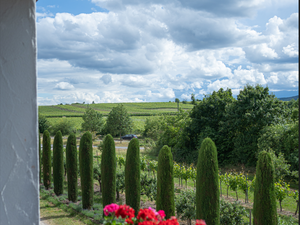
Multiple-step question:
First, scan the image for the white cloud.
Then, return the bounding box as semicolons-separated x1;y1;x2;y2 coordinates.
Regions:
282;44;298;57
54;82;75;90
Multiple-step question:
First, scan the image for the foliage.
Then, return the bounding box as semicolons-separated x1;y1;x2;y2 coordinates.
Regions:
219;200;248;225
253;151;277;225
175;189;196;225
80;132;94;209
104;104;133;138
43;130;51;190
156;145;175;219
39;132;42;183
49;117;75;136
274;180;291;211
66;133;78;202
39;114;50;133
125;138;141;215
53;130;64;196
140;173;157;201
81;107;104;133
143;116;163;141
101;134;116;207
223;84;285;166
196;138;220;225
191;93;196;105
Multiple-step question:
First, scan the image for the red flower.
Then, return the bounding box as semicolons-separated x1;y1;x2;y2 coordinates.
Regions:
138;221;157;225
115;205;135;219
158;216;179;225
137;208;158;221
196;219;206;225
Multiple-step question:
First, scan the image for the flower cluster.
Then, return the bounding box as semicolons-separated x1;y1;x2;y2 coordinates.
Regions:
103;204;198;225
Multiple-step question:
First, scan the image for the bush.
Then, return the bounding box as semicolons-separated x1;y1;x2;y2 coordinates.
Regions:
220;200;247;225
79;132;94;209
253;151;277;225
175;189;196;225
125;138;140;215
196;138;220;225
156;145;175;219
49;118;74;136
53;130;64;196
39;114;50;133
43;130;51;189
66;133;78;202
101;134;116;208
39;132;42;183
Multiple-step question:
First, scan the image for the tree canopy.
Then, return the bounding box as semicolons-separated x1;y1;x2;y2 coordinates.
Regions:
81;107;104;133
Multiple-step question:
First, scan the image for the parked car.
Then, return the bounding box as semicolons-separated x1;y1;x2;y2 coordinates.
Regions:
121;134;138;140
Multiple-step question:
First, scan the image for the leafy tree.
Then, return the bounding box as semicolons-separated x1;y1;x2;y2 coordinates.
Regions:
39;114;50;133
49;118;74;136
101;134;116;208
79;132;94;209
222;84;284;165
104;104;133;140
196;138;220;225
125;138;140;215
175;98;180;112
53;130;64;196
156;145;175;219
66;133;78;202
42;130;51;190
81;107;104;133
253;151;277;225
191;93;196;105
143;116;163;141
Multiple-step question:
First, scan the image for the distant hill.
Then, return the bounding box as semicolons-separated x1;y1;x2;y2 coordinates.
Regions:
278;95;298;101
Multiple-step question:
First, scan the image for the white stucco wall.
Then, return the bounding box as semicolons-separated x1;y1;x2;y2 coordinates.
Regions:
0;0;39;224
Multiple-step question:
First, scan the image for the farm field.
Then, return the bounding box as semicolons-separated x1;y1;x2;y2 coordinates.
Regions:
39;102;194;117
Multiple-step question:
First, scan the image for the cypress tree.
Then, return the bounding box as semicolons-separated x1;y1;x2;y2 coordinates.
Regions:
156;145;175;219
53;130;64;195
253;151;277;225
125;138;140;215
101;134;116;208
66;133;78;202
43;130;51;190
79;132;94;209
196;138;220;225
39;130;41;184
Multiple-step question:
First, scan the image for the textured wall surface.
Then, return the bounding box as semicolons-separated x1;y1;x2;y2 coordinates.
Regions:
0;0;39;224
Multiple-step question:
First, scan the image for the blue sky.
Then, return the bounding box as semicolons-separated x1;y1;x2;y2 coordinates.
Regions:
36;0;298;105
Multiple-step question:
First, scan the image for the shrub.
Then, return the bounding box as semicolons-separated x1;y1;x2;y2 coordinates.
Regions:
220;200;247;225
39;114;50;133
175;189;196;225
39;131;42;183
156;145;175;219
125;138;140;215
79;132;94;209
196;138;220;225
253;151;277;225
53;130;64;196
66;133;78;202
49;118;74;136
101;134;116;208
42;130;51;189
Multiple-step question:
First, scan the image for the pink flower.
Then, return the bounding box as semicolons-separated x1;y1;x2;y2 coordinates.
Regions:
103;203;120;216
196;219;206;225
157;210;165;219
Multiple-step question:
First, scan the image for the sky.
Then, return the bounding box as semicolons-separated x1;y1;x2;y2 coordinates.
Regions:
36;0;299;105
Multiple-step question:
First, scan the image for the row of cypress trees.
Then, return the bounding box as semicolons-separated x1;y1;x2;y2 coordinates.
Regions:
41;130;277;224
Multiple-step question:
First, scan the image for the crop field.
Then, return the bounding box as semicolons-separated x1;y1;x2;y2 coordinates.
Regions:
39;102;194;117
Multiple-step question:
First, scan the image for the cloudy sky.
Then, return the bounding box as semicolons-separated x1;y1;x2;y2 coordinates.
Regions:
36;0;298;105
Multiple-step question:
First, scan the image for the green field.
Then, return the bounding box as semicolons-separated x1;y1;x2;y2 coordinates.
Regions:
39;102;194;117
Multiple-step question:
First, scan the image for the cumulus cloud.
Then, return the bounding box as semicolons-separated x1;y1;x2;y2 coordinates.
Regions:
54;82;75;90
282;44;298;57
100;74;112;84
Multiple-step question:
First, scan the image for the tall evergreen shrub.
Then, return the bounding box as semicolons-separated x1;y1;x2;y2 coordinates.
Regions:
39;130;41;184
156;145;175;219
79;132;94;209
101;134;116;208
253;151;277;225
66;133;78;202
42;130;51;190
196;138;220;225
53;130;64;195
125;138;140;215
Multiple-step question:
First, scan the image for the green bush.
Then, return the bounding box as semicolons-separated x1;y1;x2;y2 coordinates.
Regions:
42;130;51;189
39;131;42;183
220;200;247;225
39;114;50;133
196;138;220;225
156;145;175;219
66;133;78;202
49;118;74;136
53;130;64;196
125;138;140;215
79;132;94;209
101;134;116;208
175;189;196;225
253;151;277;225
